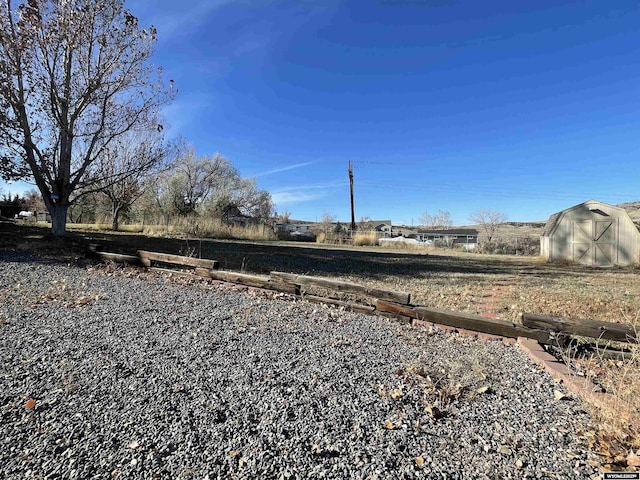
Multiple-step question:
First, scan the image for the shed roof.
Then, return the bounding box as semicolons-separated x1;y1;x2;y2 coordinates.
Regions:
542;199;630;237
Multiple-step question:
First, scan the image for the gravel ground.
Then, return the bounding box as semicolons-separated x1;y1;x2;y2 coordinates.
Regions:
0;251;599;479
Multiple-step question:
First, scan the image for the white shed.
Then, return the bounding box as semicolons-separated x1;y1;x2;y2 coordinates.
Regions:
540;200;640;267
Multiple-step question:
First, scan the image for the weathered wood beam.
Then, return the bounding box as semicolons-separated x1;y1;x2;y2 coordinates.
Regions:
271;271;411;304
303;294;376;314
194;268;298;294
376;300;555;344
522;313;637;344
579;347;636;361
94;251;149;266
138;250;219;269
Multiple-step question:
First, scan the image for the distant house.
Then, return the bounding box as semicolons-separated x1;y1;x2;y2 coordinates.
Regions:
273;222;314;233
273;222;316;240
416;228;479;248
372;220;392;237
223;205;256;227
15;211;34;220
541;199;640;267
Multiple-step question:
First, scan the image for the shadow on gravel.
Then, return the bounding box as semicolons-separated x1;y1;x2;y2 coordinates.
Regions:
0;222;613;282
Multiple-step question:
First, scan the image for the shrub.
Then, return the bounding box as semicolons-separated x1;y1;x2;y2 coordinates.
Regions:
477;236;540;256
353;231;378;246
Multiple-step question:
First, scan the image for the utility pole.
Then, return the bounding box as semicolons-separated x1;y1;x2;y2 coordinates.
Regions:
348;160;356;233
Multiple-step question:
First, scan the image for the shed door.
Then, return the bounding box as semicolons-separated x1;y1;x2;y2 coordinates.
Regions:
571;220;616;266
571;221;592;265
594;220;615;267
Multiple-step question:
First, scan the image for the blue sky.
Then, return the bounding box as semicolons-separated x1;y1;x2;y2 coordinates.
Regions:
3;0;640;224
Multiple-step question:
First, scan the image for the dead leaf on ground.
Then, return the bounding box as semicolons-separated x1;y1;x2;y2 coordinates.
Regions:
391;388;403;400
627;453;640;467
424;404;442;419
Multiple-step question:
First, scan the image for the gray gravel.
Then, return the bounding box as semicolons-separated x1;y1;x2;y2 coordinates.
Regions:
0;251;598;479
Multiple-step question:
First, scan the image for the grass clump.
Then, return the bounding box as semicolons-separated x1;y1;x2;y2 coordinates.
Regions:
353;231;378;246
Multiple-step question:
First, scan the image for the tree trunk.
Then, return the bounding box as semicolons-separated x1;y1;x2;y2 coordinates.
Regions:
112;205;122;231
51;204;68;237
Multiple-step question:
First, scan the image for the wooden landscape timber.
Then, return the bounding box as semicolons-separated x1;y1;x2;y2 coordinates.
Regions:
194;268;298;295
91;248;638;349
271;271;411;304
94;251;148;267
150;267;204;279
522;312;638;344
138;250;219;269
376;300;555;344
302;294;377;314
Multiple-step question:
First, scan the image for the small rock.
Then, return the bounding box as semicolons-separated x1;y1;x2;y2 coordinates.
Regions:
498;446;512;455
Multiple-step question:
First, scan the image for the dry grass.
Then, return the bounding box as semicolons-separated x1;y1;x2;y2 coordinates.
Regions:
147;217;275;241
378;240;430;252
564;320;640;469
353;231;378;246
68;222;143;233
68;218;275;241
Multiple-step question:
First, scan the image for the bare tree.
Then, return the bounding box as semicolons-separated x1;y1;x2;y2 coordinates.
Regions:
358;215;374;231
149;148;273;227
469;209;508;242
317;211;336;237
149;172;181;233
0;0;173;236
88;130;169;230
277;211;292;224
166;149;237;216
228;178;273;222
420;210;452;230
23;188;45;213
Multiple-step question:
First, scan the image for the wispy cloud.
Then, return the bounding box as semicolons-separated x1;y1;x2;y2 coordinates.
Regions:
127;0;235;41
160;92;217;135
270;181;348;206
275;181;348;192
254;161;314;177
271;190;328;206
